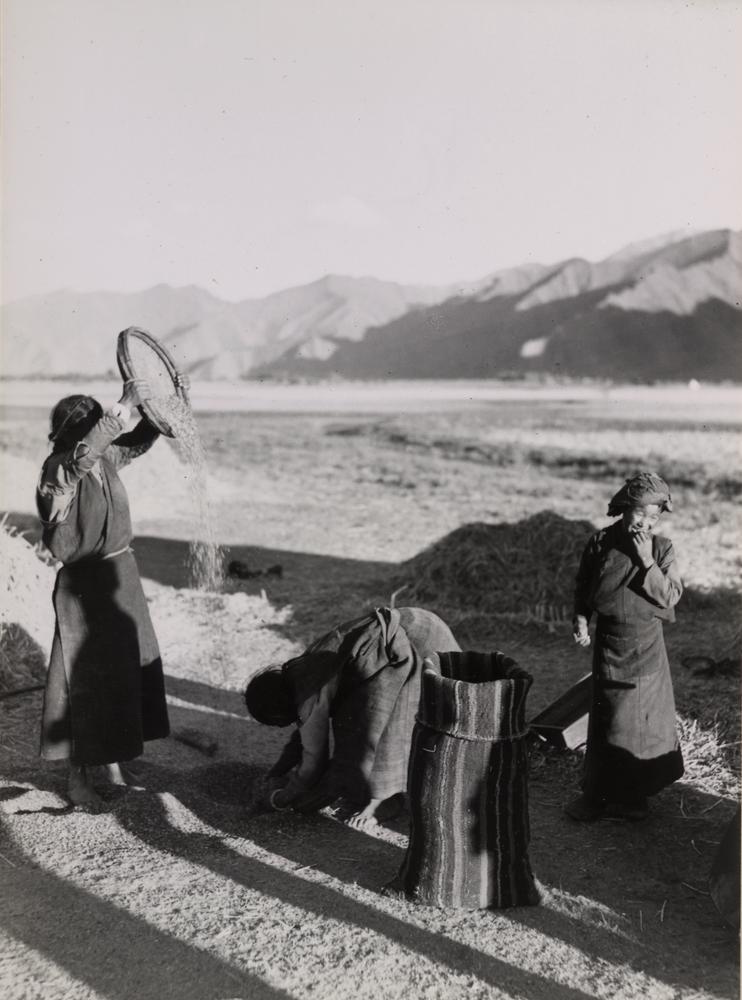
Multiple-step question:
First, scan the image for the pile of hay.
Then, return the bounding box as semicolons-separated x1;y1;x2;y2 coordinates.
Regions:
0;519;55;692
398;511;595;628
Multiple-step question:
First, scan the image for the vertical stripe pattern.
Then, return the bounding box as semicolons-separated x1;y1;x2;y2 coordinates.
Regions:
399;651;540;909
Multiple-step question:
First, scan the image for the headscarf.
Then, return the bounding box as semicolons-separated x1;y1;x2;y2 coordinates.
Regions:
607;472;673;517
49;395;102;450
244;663;296;726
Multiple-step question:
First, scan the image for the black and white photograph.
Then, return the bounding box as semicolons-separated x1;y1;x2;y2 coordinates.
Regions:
1;2;740;998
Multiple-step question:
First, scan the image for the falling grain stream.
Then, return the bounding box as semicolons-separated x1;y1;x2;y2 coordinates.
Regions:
123;331;225;593
159;395;225;593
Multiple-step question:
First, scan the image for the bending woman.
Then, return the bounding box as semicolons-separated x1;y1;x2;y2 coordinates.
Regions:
245;606;460;826
37;375;183;806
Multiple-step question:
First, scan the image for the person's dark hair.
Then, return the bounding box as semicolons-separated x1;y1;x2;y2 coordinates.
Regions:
244;664;296;727
49;395;103;451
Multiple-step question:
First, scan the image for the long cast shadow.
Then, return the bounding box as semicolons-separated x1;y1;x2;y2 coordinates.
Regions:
4;510;738;996
133;533;395;648
522;769;739;997
136;708;739;1000
24;646;734;1000
4;677;736;999
116;786;597;1000
133;533;391;588
0;834;288;1000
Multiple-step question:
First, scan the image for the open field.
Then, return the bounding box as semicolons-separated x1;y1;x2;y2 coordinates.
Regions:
2;377;742;421
0;381;740;999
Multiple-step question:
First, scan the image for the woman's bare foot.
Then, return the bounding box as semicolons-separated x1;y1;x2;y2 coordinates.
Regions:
67;765;104;808
346;799;382;829
105;762;143;789
105;763;131;785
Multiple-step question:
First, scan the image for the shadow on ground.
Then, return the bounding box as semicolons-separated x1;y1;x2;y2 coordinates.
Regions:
0;829;288;1000
1;511;738;998
1;676;738;1000
113;765;600;1000
113;716;739;1000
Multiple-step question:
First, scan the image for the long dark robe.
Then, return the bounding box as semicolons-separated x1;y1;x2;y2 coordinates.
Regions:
37;414;169;765
574;521;684;801
271;607;461;804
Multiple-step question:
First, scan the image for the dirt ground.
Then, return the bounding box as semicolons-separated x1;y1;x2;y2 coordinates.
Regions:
0;386;739;999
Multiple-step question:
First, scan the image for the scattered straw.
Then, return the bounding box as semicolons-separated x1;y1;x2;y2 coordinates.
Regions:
681;882;710;897
0;521;55;693
676;716;739;800
699;798;724;815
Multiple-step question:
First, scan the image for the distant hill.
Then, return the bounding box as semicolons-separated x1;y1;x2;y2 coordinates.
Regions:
2;229;740;381
258;229;742;383
0;275;458;379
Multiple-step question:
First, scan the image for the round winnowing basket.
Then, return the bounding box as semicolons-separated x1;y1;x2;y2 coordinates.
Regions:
116;327;188;438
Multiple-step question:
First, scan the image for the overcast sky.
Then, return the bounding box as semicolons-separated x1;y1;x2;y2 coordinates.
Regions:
2;0;741;304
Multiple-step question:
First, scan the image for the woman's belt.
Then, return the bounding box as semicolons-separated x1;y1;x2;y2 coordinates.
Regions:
101;545;132;561
62;545;133;570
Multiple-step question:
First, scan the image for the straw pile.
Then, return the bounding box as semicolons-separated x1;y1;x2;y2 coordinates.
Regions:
676;715;739;800
398;511;595;628
0;519;55;692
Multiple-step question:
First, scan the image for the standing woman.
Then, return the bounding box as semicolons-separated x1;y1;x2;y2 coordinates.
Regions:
567;472;684;822
37;375;182;806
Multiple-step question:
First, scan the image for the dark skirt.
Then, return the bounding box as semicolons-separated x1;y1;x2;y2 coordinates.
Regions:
583;617;684;802
41;550;169;765
398;651;539;909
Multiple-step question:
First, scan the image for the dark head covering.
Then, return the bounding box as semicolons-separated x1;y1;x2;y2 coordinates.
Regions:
244;663;296;727
607;472;673;517
49;395;103;451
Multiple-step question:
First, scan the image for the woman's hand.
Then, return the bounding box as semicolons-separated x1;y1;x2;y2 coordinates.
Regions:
627;529;655;570
573;615;591;648
119;378;152;410
174;371;190;394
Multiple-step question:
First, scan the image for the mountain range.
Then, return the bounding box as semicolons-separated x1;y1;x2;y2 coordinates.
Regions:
2;228;740;382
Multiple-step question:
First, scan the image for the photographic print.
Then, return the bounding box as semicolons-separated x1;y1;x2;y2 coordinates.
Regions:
1;2;740;998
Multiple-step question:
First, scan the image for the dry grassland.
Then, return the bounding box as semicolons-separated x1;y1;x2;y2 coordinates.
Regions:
0;382;739;1000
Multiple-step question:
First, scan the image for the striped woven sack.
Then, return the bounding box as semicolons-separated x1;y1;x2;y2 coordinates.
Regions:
398;650;540;909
